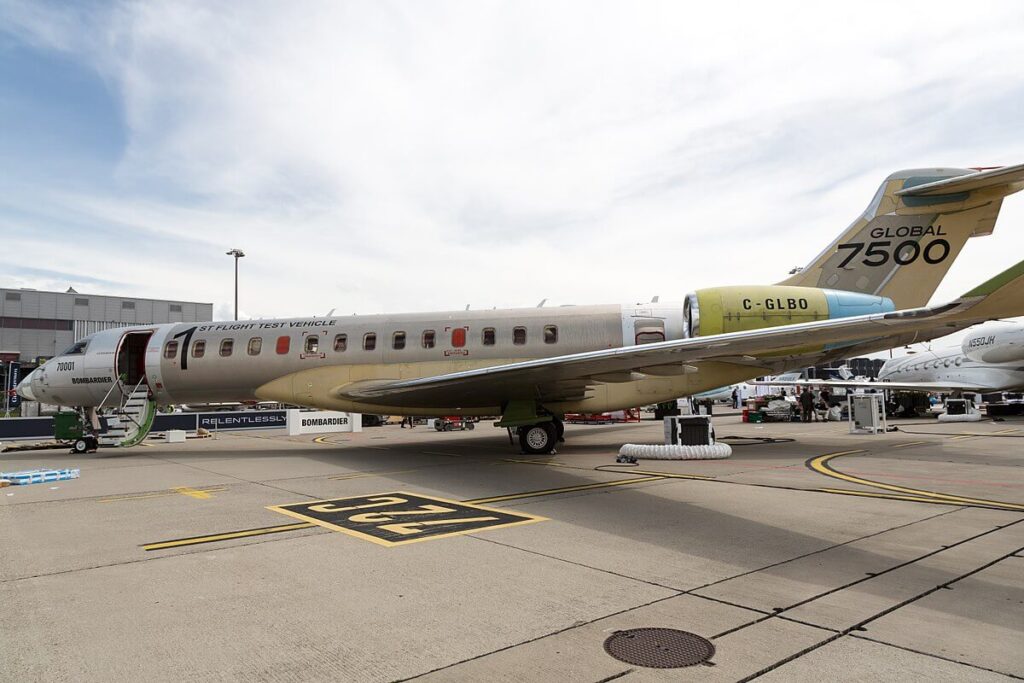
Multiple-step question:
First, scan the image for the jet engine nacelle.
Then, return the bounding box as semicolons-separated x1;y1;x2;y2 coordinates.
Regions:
962;324;1024;363
684;285;894;338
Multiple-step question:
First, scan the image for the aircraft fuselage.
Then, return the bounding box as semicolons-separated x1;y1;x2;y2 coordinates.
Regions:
23;302;756;415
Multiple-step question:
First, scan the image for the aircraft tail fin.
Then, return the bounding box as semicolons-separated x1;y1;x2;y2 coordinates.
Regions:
779;164;1024;309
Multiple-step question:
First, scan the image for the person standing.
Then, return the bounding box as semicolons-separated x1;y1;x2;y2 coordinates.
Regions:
800;387;814;423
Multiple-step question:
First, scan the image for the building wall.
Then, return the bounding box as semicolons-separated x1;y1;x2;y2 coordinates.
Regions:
1;289;213;364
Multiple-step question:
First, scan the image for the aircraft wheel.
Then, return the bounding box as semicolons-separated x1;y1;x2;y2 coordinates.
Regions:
518;422;557;455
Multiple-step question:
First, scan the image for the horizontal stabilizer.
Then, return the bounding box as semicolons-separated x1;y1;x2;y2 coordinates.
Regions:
896;163;1024;197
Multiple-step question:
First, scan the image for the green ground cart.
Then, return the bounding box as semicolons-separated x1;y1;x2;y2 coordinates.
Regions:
53;412;98;453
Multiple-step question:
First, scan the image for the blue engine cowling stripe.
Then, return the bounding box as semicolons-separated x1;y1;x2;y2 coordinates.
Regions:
823;290;895;351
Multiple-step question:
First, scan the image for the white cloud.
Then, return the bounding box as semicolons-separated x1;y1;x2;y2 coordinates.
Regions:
2;0;1024;340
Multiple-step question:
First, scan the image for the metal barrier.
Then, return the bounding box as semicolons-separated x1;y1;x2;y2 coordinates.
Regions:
0;410;288;441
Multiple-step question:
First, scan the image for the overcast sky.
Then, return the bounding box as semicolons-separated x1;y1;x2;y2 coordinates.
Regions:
2;1;1023;345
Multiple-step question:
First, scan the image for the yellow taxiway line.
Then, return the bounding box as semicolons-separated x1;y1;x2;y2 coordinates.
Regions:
466;476;664;505
808;450;1024;511
143;522;316;551
818;488;971;507
99;486;227;503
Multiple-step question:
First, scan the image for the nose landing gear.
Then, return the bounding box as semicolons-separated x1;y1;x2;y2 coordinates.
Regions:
72;435;99;454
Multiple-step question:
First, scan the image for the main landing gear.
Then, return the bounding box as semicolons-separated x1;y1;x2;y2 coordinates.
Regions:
517;422;555;455
499;401;565;455
513;416;564;455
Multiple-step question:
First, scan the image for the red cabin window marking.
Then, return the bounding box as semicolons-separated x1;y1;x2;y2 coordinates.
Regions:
451;328;466;348
276;336;290;354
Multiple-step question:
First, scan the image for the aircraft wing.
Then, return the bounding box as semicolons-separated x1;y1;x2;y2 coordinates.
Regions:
338;260;1024;408
748;379;990;393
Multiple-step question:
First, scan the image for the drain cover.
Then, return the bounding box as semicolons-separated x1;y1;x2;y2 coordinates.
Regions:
603;628;714;668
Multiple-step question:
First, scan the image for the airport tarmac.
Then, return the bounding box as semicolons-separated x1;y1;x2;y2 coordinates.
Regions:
1;415;1022;682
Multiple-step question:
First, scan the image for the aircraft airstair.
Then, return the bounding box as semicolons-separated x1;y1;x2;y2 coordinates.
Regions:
98;379;157;448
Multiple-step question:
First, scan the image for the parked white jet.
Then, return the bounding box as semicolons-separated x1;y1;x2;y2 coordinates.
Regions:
17;164;1024;453
794;321;1024;394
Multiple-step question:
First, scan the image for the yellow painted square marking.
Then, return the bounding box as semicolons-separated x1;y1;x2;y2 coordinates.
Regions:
268;491;546;547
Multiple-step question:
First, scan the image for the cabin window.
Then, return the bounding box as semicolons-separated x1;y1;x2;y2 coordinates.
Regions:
513;326;527;345
364;332;377;351
482;327;495;346
220;339;234;357
955;357;963;366
334;334;347;352
164;341;178;359
451;328;466;348
276;336;290;354
544;325;558;344
422;330;436;348
393;331;406;350
305;336;319;354
248;337;262;355
192;340;206;358
943;358;950;368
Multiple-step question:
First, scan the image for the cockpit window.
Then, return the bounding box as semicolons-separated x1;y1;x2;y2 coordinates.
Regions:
61;340;89;355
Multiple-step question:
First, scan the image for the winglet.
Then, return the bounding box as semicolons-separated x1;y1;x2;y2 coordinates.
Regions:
961;258;1024;298
953;258;1024;322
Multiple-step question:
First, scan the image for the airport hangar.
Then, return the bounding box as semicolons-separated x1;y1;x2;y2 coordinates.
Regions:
0;286;211;381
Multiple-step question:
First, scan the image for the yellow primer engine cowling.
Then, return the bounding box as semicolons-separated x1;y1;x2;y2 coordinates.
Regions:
684;286;895;337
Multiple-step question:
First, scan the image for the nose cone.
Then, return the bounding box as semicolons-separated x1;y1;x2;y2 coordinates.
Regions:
16;371;36;402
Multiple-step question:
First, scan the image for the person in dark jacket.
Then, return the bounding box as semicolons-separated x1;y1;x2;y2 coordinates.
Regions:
800;387;815;422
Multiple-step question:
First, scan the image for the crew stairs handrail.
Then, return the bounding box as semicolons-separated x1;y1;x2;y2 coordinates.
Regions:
97;374;126;410
118;377;148;429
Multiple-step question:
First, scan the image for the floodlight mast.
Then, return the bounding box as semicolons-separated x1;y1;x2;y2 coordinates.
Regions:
226;249;245;320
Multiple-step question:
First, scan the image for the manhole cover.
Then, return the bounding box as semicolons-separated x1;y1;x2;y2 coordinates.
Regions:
603;628;714;668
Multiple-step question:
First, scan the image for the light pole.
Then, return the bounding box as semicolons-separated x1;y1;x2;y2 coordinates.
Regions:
226;249;245;320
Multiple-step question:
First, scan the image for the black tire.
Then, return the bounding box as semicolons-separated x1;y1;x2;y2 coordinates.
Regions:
444;423;453;431
518;422;557;455
466;422;475;430
434;422;444;432
553;416;565;442
73;439;89;453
